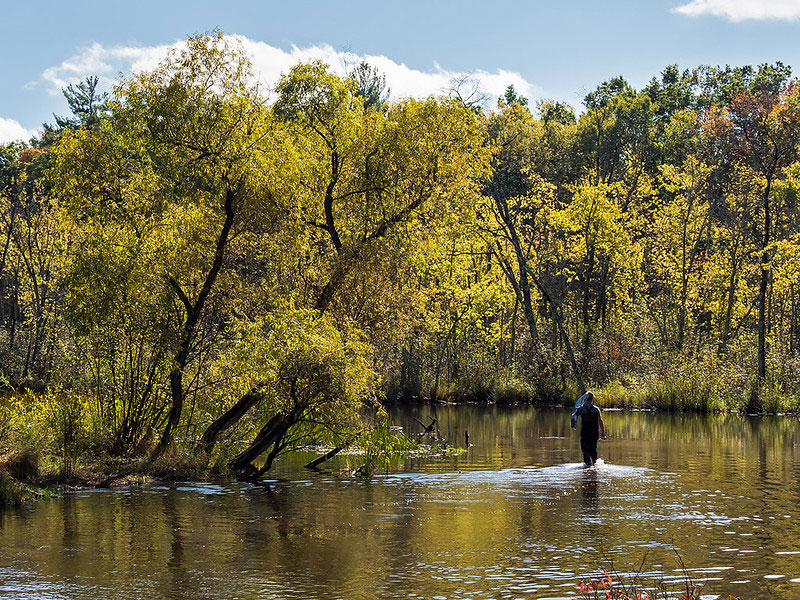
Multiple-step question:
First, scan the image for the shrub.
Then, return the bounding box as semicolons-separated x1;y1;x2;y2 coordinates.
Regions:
44;391;88;477
0;471;23;507
4;448;40;482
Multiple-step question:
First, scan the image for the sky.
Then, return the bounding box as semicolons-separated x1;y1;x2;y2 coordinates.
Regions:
4;0;800;143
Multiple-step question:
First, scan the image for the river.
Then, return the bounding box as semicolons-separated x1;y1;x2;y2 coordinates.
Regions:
1;406;799;599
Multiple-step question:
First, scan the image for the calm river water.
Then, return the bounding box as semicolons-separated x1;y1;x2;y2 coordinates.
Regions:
1;406;800;599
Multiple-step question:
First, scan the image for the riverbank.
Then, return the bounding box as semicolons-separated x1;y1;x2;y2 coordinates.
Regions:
1;371;798;507
0;461;144;507
0;431;439;503
407;369;800;415
0;447;218;506
0;470;59;507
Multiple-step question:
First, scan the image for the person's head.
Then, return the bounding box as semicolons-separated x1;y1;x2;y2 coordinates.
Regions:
584;392;594;405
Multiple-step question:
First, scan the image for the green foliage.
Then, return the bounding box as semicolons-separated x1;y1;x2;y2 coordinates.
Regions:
232;303;375;417
538;99;576;125
500;84;529;109
643;64;695;121
349;61;390;111
584;76;635;110
274;60;355;126
694;61;792;106
55;76;109;130
44;391;87;476
1;391;91;475
356;408;417;476
0;471;24;507
7;37;800;479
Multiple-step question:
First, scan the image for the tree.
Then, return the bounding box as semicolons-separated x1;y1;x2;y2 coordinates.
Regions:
274;61;487;316
726;83;800;379
481;102;588;393
0;144;66;388
643;65;695;123
578;78;658;187
538;100;575;125
501;85;529;109
556;183;640;352
648;158;712;350
200;61;489;466
219;305;374;477
52;33;294;455
55;76;109;130
694;62;792;108
349;61;390;111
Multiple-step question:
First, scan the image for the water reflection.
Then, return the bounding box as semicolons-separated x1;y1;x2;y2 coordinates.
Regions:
580;466;599;507
0;408;799;598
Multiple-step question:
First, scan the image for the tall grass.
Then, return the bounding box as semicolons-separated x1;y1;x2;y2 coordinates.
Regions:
589;352;800;414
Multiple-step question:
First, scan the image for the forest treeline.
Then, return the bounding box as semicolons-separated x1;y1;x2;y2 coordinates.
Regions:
2;32;800;475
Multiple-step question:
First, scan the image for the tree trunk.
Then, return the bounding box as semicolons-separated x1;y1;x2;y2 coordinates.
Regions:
305;446;344;469
490;188;539;342
582;244;594;334
718;236;740;354
432;303;468;399
508;296;518;367
153;188;236;457
757;179;772;380
494;237;538;344
551;302;586;396
199;386;264;454
229;413;287;472
532;275;586;395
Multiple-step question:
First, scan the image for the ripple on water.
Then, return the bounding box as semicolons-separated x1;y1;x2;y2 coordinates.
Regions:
174;483;232;495
3;405;800;600
377;460;649;487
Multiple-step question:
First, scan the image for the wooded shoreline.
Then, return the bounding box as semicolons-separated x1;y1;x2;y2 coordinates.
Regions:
2;33;800;483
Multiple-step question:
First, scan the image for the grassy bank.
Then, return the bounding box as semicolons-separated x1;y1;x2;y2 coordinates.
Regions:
0;391;248;496
0;390;425;495
590;356;800;414
0;471;26;506
0;456;60;507
0;358;797;502
407;351;800;415
399;375;800;415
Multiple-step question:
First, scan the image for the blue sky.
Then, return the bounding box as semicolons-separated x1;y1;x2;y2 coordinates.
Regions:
4;0;800;142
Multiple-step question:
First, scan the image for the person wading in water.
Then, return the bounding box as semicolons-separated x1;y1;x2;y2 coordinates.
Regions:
572;392;606;466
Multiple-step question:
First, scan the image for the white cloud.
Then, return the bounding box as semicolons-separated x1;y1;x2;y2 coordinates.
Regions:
40;41;181;95
237;37;538;103
37;35;540;108
0;117;33;144
673;0;800;21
